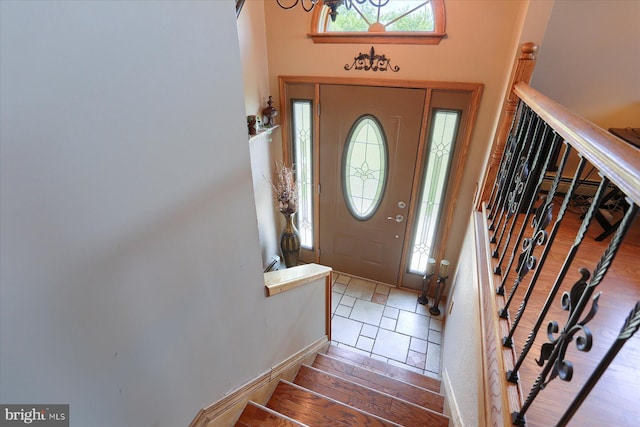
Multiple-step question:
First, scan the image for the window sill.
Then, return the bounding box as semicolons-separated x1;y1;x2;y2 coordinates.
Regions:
308;32;446;45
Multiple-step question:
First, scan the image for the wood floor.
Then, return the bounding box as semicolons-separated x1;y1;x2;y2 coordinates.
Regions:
487;198;640;427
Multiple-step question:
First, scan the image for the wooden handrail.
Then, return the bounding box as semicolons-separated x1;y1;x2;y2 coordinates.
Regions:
474;211;517;427
514;82;640;205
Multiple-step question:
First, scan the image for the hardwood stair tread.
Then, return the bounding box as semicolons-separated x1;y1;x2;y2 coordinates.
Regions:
235;401;309;427
312;353;445;411
267;380;402;427
326;344;441;392
294;364;449;427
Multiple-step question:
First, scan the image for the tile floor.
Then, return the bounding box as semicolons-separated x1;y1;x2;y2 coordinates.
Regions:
330;273;443;380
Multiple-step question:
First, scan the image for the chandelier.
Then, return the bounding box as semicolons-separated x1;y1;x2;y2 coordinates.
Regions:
276;0;391;22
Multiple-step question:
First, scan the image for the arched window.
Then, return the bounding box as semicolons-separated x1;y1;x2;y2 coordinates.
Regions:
310;0;446;45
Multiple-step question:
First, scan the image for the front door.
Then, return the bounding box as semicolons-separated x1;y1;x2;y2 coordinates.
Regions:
319;85;425;284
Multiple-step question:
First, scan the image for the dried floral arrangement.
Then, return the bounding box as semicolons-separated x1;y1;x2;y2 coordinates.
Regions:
272;163;298;215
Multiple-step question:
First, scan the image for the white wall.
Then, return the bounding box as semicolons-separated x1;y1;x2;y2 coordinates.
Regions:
531;0;640;128
237;0;281;269
238;0;272;120
441;218;483;427
0;2;325;425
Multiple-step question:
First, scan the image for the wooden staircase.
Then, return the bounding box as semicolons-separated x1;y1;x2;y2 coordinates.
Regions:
236;344;450;427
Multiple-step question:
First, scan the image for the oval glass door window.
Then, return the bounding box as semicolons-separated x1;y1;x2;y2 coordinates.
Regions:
342;115;388;220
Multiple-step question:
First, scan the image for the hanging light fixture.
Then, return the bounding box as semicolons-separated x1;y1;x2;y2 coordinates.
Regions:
276;0;391;22
275;0;322;12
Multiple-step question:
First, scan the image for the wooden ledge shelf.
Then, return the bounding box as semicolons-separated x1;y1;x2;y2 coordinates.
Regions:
249;125;279;143
264;263;332;297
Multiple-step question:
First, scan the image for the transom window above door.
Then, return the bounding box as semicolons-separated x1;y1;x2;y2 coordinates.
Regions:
309;0;446;45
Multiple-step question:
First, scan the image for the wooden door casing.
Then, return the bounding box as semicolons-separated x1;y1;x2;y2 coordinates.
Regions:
279;77;483;289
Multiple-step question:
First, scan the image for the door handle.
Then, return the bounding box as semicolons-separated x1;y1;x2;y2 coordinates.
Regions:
387;214;404;223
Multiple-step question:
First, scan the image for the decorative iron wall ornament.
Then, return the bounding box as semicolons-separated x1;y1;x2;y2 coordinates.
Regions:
344;46;400;72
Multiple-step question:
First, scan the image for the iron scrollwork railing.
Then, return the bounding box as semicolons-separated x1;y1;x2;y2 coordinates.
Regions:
512;203;638;426
501;151;586;348
556;301;640;426
482;82;640;426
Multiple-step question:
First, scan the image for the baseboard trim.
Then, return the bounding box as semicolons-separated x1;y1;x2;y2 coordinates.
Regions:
189;336;329;427
442;368;463;427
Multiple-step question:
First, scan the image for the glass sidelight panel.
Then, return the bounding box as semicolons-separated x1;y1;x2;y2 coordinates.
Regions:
292;100;313;249
409;109;460;273
342;115;388;220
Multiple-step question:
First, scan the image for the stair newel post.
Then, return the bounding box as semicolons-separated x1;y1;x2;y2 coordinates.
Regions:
478;42;538;211
490;108;535;248
512;202;639;426
507;175;610;384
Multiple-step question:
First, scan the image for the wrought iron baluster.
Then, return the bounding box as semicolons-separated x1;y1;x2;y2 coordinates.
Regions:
493;120;549;275
488;101;524;213
501;148;581;342
488;101;526;218
491;111;536;241
490;111;539;246
512;202;639;427
507;174;610;383
496;132;563;298
556;301;640;427
489;107;533;235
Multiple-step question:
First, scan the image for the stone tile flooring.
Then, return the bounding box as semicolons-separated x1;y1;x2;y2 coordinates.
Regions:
331;273;443;379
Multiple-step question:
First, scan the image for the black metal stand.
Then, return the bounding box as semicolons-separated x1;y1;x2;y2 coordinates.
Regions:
418;273;435;305
429;276;448;316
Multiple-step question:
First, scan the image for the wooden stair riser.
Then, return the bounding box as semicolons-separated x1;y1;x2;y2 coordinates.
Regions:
294;364;449;427
313;353;444;411
235;402;308;427
267;380;402;427
325;345;441;392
